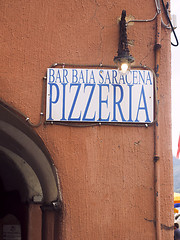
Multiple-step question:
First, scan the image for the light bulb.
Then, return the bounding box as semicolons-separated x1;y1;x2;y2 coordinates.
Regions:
121;63;129;73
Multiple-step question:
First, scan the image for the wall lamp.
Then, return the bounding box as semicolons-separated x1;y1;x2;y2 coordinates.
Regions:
114;10;134;74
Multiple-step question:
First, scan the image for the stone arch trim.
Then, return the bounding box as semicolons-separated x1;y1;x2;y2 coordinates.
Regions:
0;100;62;204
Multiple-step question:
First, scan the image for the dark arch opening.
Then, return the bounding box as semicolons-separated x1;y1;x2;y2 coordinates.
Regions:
0;100;61;203
0;100;63;239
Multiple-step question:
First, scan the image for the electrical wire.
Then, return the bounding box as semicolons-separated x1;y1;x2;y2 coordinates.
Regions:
161;0;179;47
0;76;46;128
161;18;170;29
25;76;46;127
154;0;161;13
126;0;159;25
159;0;171;30
126;13;158;25
126;0;178;47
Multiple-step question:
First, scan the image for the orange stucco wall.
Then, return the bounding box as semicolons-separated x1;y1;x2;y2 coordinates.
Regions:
1;0;174;239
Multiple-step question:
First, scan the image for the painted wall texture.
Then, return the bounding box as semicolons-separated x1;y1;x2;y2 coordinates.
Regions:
1;0;174;239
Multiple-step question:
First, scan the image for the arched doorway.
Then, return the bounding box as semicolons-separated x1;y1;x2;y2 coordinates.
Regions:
0;100;62;240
